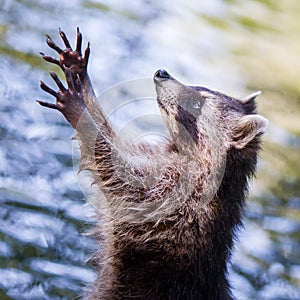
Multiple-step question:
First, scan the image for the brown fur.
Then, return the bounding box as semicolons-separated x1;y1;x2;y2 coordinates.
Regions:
38;30;268;300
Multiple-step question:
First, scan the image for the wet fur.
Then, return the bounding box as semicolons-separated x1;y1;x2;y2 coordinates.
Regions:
79;80;265;300
39;31;268;300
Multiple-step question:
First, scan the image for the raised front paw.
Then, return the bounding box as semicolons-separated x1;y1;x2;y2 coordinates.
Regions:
40;27;90;81
37;67;86;129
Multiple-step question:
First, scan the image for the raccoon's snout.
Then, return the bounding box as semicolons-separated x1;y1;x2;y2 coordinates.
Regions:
154;69;173;81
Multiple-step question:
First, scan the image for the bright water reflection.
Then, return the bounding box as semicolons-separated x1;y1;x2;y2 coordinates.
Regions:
0;0;299;299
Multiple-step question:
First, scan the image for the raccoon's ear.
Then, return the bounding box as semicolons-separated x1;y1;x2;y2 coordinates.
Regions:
231;115;268;149
240;91;262;104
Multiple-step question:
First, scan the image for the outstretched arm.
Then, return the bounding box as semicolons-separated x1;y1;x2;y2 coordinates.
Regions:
40;28;108;129
38;64;145;196
37;29;181;221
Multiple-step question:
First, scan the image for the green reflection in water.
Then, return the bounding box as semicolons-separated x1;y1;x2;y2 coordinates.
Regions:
84;0;142;21
0;45;41;67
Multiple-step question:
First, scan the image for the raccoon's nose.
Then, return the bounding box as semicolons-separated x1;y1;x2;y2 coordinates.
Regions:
154;69;172;80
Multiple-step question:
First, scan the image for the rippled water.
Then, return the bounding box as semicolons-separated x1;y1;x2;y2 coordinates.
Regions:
1;0;299;299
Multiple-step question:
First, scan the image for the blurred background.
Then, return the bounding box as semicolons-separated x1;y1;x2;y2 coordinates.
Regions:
0;0;299;299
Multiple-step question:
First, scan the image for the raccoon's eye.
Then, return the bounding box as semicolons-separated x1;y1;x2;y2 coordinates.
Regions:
192;99;203;109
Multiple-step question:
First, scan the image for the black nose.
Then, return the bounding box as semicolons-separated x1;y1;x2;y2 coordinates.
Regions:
154;69;171;79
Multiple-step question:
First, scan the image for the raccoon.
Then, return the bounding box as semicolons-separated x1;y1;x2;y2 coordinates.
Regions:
38;28;268;300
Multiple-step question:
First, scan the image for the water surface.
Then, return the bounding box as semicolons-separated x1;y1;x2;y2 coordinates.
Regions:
0;0;299;299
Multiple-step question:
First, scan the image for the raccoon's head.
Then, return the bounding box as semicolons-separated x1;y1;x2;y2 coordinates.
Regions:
154;69;268;157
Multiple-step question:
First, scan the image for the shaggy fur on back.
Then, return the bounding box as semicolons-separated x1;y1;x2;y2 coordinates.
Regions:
38;30;268;300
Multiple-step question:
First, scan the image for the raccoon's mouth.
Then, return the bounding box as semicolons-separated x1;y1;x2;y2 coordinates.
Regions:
154;69;173;113
154;69;178;115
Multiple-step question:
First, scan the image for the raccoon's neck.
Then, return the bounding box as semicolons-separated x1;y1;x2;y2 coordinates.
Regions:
218;146;258;208
211;146;258;244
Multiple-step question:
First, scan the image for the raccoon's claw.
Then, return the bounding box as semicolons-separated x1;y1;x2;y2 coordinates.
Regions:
38;67;86;128
84;42;90;65
40;52;60;66
75;27;83;55
46;34;63;54
42;28;90;80
40;80;61;98
36;100;59;110
59;28;72;49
